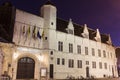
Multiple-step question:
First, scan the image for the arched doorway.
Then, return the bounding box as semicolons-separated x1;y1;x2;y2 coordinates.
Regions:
16;57;35;79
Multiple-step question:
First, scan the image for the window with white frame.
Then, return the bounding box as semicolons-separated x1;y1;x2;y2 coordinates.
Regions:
77;60;82;68
77;45;81;54
69;43;73;53
92;48;95;56
104;63;107;69
110;52;112;58
92;61;96;68
62;58;65;65
85;47;88;55
99;62;102;69
57;58;60;65
98;49;101;57
58;41;63;51
68;59;74;68
68;29;74;34
86;61;89;65
103;50;106;58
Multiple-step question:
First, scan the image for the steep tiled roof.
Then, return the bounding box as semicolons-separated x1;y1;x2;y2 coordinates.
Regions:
57;18;109;44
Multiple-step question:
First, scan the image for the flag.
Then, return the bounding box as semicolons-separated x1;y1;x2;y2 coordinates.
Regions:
27;26;30;37
41;30;44;38
22;26;25;34
32;26;37;39
37;30;41;39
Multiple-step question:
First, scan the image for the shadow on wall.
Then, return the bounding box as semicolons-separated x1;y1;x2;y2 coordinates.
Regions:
116;47;120;77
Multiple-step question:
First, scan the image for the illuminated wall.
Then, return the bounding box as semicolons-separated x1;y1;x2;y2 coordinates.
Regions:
0;48;3;76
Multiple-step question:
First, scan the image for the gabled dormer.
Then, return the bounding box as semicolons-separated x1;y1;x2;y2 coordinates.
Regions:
66;18;74;34
94;29;101;42
81;24;89;38
106;34;112;45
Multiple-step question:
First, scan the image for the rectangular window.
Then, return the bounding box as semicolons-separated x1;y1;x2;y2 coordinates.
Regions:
68;59;74;68
77;45;81;54
69;29;73;34
77;60;82;68
104;63;107;69
92;48;95;56
92;61;96;68
86;61;89;65
103;50;106;57
99;62;102;69
62;58;65;65
58;41;63;51
69;43;73;53
108;52;109;58
98;49;101;57
57;58;60;65
85;47;88;55
110;53;112;58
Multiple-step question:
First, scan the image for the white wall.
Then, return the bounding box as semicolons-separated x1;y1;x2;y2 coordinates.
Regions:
52;31;118;79
13;9;44;48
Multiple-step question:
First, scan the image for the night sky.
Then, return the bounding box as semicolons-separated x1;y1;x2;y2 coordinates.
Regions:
0;0;120;46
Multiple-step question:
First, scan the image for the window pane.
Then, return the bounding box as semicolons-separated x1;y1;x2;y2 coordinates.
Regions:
62;58;65;65
69;29;73;34
57;58;60;65
86;61;89;65
98;49;101;57
104;63;107;69
92;61;96;68
92;48;95;56
58;41;63;51
85;47;88;55
103;50;106;57
99;62;102;69
78;60;82;68
68;59;74;68
77;45;81;54
69;43;73;53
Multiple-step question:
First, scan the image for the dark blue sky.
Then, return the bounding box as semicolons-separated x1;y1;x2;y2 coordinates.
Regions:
0;0;120;46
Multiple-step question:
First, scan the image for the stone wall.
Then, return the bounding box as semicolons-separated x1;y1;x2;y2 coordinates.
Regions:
0;48;3;76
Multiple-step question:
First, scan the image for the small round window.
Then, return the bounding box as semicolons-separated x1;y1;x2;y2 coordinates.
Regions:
51;22;54;25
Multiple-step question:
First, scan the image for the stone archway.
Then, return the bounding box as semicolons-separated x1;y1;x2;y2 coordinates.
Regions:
16;57;35;79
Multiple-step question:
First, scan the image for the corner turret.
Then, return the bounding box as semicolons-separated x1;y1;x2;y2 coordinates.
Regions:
41;0;57;30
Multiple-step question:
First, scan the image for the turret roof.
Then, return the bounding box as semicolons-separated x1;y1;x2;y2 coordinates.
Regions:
44;0;55;6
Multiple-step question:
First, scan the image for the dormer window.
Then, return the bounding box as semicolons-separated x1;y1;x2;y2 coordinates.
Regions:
106;34;112;45
66;18;74;35
81;33;89;38
94;29;101;42
68;29;73;34
81;24;89;38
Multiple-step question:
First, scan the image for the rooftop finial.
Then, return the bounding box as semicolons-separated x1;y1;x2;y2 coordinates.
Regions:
45;0;55;6
69;18;72;22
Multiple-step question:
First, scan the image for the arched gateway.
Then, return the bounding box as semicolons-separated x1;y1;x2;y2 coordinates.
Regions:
16;57;35;79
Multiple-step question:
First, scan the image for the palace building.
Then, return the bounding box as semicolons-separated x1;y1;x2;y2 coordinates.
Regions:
0;1;118;80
